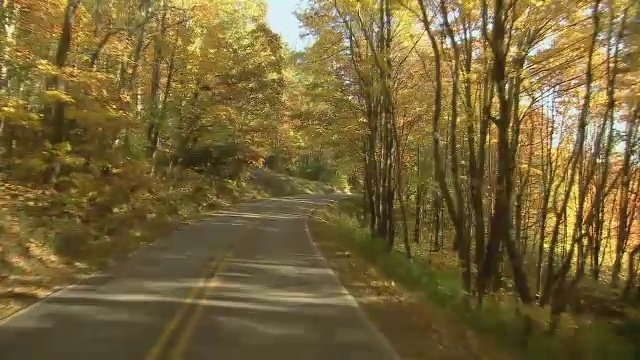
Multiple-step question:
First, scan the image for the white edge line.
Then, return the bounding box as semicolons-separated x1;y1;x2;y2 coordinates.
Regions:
304;205;401;360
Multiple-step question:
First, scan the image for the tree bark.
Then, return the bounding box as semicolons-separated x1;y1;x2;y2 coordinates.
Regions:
612;105;639;286
417;0;471;299
147;0;167;163
413;146;424;244
50;0;82;145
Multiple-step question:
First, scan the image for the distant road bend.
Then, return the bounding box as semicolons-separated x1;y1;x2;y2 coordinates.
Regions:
0;196;399;360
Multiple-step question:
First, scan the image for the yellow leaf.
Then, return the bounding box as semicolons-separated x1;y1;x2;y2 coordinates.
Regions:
45;90;75;104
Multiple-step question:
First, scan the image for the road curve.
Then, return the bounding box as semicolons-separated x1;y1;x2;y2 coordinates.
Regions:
0;196;399;360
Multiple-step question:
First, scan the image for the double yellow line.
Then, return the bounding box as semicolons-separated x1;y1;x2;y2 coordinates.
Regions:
146;251;231;360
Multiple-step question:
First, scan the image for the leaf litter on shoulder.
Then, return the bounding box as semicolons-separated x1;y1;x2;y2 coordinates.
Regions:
309;207;516;360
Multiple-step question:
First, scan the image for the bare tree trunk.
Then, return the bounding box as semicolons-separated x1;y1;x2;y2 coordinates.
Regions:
0;0;16;160
41;0;81;185
623;245;640;299
51;0;82;145
612;104;639;286
398;179;411;258
542;0;603;327
432;191;442;251
147;0;168;165
418;0;472;301
438;0;472;294
515;125;534;255
413;146;424;244
588;5;628;282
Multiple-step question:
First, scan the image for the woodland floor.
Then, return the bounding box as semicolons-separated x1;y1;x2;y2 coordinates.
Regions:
309;205;514;360
0;202;184;320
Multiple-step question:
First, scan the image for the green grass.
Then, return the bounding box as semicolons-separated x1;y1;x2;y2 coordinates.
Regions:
317;199;639;360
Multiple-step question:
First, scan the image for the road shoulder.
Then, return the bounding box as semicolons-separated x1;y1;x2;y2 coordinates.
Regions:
309;205;514;360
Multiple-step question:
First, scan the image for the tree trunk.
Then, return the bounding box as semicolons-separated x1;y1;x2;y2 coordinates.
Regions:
418;0;471;300
50;0;82;145
613;104;639;286
398;183;411;258
147;0;168;164
414;148;423;244
541;0;601;307
623;245;640;299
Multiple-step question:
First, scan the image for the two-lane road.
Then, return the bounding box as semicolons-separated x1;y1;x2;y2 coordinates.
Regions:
0;196;399;360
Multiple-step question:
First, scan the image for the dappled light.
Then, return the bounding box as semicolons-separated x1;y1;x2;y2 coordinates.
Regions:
0;197;398;359
0;0;639;358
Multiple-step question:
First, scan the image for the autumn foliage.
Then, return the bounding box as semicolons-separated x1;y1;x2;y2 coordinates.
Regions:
296;0;640;356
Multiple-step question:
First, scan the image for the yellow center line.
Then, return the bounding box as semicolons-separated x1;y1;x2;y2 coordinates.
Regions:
169;253;231;360
146;215;265;359
145;252;228;360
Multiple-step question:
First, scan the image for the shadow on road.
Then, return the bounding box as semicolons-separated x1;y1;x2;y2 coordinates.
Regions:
0;253;369;359
0;196;397;360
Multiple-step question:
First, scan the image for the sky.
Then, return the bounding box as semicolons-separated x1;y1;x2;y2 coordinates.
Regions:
265;0;309;50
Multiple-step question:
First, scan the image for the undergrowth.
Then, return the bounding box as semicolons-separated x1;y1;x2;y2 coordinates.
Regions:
317;199;638;360
0;167;340;302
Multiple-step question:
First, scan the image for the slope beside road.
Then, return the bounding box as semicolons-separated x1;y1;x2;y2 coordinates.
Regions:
0;196;399;360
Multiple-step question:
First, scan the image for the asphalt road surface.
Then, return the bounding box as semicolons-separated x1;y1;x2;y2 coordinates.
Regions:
0;196;399;360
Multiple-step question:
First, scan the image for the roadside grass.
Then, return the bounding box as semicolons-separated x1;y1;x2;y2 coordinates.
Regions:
311;200;512;360
311;199;638;360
